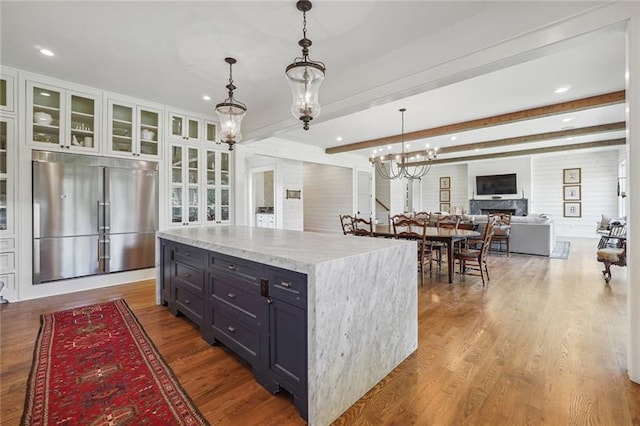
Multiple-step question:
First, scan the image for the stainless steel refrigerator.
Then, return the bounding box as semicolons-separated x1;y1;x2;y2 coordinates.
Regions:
33;151;158;284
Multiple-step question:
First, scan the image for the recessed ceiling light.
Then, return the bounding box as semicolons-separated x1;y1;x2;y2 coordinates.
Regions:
405;143;410;148
202;95;211;101
474;149;479;152
336;136;343;142
555;85;571;94
425;143;430;148
387;145;391;150
566;137;574;141
39;48;55;57
562;117;573;123
449;136;457;141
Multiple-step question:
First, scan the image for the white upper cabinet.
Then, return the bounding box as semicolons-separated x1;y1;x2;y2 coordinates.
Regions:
106;98;162;159
0;115;15;235
0;68;17;114
26;80;101;153
168;112;201;142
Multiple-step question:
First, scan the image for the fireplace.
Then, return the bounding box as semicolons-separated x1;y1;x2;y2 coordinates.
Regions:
469;199;528;216
481;208;516;215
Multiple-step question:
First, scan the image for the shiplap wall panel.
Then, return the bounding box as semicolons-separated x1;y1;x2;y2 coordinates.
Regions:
531;149;620;237
419;164;468;212
303;163;353;234
281;160;304;231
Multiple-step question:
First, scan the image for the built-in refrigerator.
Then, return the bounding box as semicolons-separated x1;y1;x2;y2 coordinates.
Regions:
32;151;158;284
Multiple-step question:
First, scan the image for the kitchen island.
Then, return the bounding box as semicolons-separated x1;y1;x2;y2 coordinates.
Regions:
156;226;417;426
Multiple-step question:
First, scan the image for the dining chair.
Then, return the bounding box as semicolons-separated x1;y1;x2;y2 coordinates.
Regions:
340;214;355;235
597;224;627;283
392;218;432;286
454;220;495;286
413;211;430;223
389;213;413;227
352;216;374;236
488;212;512;256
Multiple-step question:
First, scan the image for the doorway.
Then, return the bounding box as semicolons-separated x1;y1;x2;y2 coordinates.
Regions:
250;167;276;228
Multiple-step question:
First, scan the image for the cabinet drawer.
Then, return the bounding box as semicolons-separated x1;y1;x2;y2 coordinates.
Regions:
174;243;207;268
173;284;204;327
0;238;15;251
267;267;307;307
0;252;15;272
210;253;260;283
209;273;262;320
211;303;261;362
172;261;205;293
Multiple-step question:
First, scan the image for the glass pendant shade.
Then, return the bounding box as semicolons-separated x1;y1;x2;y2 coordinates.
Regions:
286;62;324;130
215;57;246;151
216;102;246;149
285;0;326;131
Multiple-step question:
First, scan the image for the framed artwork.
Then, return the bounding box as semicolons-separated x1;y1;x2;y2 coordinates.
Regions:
439;203;450;213
285;189;301;199
439;176;450;189
563;168;581;184
564;202;581;218
563;185;581;201
439;190;450;202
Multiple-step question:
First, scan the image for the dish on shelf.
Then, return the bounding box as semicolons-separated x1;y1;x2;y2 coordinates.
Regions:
113;128;129;136
34;112;53;125
141;129;156;140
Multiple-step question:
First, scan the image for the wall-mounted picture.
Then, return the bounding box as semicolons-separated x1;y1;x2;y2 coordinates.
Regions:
285;189;301;199
439;190;450;202
563;168;581;184
563;185;581;201
439;176;450;189
564;202;581;218
439;203;450;213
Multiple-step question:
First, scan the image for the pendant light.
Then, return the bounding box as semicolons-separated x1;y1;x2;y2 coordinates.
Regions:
285;0;326;130
215;57;247;151
370;108;437;180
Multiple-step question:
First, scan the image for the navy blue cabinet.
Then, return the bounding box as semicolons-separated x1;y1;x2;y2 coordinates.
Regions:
160;239;308;421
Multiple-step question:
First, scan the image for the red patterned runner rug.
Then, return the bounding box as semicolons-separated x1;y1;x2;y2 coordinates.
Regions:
22;299;208;425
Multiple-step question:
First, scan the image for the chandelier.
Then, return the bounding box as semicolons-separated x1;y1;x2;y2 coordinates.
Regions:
215;57;247;151
285;0;326;130
370;108;437;180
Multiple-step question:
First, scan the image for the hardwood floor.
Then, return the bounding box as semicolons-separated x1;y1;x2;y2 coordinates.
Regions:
2;237;639;425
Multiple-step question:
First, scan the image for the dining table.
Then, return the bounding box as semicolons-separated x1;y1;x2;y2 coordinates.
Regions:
372;225;481;284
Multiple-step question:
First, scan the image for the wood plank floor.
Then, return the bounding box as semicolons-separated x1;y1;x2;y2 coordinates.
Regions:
2;237;639;425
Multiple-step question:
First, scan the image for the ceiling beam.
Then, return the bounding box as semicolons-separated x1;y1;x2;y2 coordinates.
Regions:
406;138;626;166
325;90;626;154
401;121;626;158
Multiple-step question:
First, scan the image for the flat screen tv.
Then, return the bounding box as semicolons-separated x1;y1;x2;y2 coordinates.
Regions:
476;173;517;195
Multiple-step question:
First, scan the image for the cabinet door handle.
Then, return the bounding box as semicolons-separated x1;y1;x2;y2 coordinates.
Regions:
184;273;191;278
227;293;236;299
281;280;292;288
228;265;237;271
227;326;236;333
185;299;190;305
185;251;191;256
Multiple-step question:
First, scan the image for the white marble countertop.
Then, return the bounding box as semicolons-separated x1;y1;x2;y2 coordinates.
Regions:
157;226;412;272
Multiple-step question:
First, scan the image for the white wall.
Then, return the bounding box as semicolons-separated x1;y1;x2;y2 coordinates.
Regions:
532;149;619;237
419;164;468;212
303;163;353;234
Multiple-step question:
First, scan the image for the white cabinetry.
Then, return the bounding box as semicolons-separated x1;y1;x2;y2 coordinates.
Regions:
256;213;275;228
0;67;17;113
168;142;231;227
0;115;16;301
106;98;163;159
168;112;201;142
26;80;101;153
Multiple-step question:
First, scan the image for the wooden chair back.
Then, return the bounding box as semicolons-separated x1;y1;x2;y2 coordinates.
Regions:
340;214;355;235
353;217;374;236
438;215;460;230
390;213;413;227
413;211;430;223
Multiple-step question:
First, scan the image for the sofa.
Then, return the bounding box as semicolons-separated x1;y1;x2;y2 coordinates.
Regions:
469;214;555;256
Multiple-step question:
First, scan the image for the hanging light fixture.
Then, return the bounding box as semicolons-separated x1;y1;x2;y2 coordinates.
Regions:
215;57;247;151
370;108;437;180
285;0;326;130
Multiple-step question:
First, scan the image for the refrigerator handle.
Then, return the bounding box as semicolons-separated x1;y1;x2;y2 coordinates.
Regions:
98;201;110;231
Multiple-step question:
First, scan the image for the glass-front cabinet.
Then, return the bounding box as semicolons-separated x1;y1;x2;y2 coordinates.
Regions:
26;81;100;153
169;112;201;142
0;69;16;113
0;116;14;234
169;143;231;227
107;99;162;159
